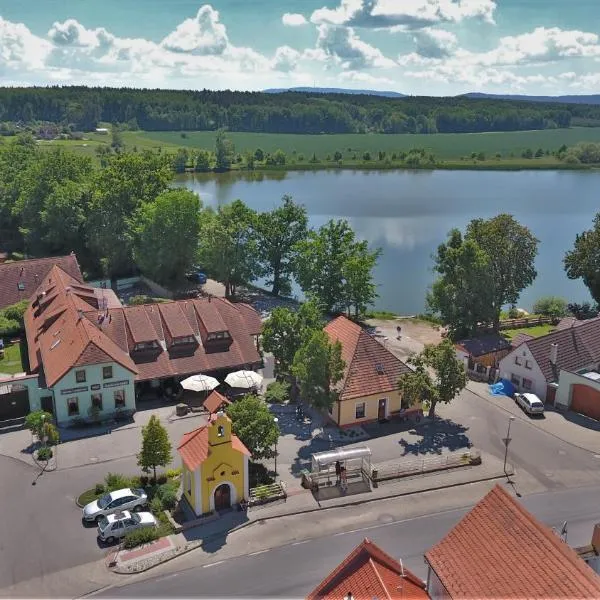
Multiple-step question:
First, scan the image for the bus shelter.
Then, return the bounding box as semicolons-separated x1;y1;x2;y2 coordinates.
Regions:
309;446;372;493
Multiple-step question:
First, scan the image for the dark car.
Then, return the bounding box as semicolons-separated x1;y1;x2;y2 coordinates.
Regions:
186;271;207;284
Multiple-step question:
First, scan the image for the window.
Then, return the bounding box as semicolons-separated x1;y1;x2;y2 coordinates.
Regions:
17;282;25;291
207;331;230;341
103;366;113;379
75;369;86;383
515;356;522;366
525;360;532;370
510;374;521;386
67;397;79;416
476;363;486;374
217;425;224;437
173;336;195;345
114;389;126;408
355;402;366;419
91;393;103;410
133;341;158;351
522;378;533;391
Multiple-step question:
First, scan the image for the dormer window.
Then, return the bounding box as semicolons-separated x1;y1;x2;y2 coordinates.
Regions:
133;340;159;351
172;336;195;346
206;331;230;342
17;282;25;291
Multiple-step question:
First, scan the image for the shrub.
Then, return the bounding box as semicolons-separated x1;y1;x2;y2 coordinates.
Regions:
37;446;53;461
0;315;21;337
165;467;182;479
95;483;106;495
264;380;290;404
156;473;168;485
161;489;177;510
249;462;274;487
532;296;568;318
129;476;142;489
150;496;164;513
104;472;130;491
157;482;179;499
123;527;159;549
140;475;149;487
507;306;520;319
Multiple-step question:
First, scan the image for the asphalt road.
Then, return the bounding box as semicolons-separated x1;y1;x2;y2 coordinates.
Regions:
103;484;600;598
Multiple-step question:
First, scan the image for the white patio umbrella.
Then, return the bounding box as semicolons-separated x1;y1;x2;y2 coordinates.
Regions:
225;370;263;389
180;374;220;393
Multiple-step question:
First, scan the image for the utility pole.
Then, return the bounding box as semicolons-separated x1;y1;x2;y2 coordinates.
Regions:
503;416;515;479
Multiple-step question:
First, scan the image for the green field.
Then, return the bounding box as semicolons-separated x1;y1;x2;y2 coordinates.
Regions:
502;324;556;340
0;342;25;375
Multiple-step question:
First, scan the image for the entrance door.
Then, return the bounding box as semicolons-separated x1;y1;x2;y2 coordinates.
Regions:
378;398;387;421
41;396;54;415
214;484;231;511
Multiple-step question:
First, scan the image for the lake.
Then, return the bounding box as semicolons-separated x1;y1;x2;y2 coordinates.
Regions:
175;169;598;315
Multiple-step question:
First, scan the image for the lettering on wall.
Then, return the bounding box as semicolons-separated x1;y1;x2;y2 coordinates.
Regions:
61;386;88;395
90;384;101;391
103;380;129;389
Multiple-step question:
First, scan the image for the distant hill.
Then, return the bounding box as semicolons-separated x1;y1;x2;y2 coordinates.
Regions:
464;92;600;105
264;87;406;98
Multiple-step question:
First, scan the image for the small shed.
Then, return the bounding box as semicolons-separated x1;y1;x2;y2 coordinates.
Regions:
455;333;512;381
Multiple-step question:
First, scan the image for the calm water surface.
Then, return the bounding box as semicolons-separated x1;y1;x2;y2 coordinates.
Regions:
175;170;598;315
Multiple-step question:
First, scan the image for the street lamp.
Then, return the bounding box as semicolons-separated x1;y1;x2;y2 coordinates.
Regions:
273;417;279;479
503;416;515;478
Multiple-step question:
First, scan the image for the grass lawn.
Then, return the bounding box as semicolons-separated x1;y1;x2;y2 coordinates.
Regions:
503;324;556;340
0;341;25;375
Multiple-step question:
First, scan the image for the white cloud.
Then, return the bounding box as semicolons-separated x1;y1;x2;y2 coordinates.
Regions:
413;28;457;58
338;70;395;86
271;46;301;72
312;24;396;69
282;13;308;27
311;0;496;30
0;17;51;71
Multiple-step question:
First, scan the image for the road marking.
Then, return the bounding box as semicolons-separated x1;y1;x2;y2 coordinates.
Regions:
291;540;309;546
249;549;270;556
203;560;224;568
155;573;179;582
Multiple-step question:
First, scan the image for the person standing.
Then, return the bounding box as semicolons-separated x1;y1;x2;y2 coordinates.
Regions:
335;460;341;485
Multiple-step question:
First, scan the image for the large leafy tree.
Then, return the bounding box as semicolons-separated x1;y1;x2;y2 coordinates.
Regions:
262;301;323;378
399;339;466;418
226;395;280;460
137;415;172;481
564;213;600;305
256;195;308;296
295;219;381;315
215;129;235;170
132;189;201;287
292;330;345;411
198;200;262;297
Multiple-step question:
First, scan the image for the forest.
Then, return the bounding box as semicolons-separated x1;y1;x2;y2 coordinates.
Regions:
1;86;599;135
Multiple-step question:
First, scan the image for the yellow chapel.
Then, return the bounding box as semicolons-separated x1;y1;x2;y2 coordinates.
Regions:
177;410;250;516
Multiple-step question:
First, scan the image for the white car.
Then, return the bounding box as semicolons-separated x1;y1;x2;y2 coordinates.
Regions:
97;510;157;543
82;488;148;522
515;392;545;416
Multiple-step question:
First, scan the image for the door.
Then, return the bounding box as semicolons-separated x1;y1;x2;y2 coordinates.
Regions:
41;396;54;415
571;384;600;420
378;398;387;421
214;484;231;511
0;387;30;421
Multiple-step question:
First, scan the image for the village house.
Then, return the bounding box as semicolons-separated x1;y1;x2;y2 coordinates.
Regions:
425;484;600;599
498;317;600;419
307;537;428;600
323;316;417;428
0;264;262;425
454;333;512;382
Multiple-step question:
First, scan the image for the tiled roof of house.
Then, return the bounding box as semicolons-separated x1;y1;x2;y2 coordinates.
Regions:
234;302;263;336
177;415;250;471
455;333;512;357
307;538;428;600
425;485;600;599
203;390;231;414
525;316;600;382
0;253;83;310
324;316;411;401
510;332;535;349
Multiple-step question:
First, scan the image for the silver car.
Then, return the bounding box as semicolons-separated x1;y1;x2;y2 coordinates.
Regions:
515;392;545;416
82;487;148;522
97;510;157;543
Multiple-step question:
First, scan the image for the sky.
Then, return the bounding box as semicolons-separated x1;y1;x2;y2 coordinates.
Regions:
1;0;600;96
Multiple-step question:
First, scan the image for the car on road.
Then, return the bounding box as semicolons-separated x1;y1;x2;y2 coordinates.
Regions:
515;392;545;416
82;487;148;522
96;510;157;543
186;270;207;284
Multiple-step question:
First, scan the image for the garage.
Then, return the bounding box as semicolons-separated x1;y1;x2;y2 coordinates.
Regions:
0;384;30;422
571;384;600;421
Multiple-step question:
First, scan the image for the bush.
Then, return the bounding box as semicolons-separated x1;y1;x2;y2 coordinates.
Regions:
37;446;53;461
264;380;290;404
129;476;142;489
104;472;130;491
95;483;106;495
157;481;179;499
140;475;149;487
165;468;182;479
507;306;520;319
156;473;168;485
161;489;177;510
123;527;159;549
532;296;568;318
150;496;164;513
0;315;21;337
249;462;274;487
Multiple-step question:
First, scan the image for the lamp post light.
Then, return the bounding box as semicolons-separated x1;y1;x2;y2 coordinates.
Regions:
273;417;279;479
503;416;515;478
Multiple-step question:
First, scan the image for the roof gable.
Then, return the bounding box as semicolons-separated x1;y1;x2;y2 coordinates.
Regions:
203;390;231;414
425;485;600;599
455;333;511;357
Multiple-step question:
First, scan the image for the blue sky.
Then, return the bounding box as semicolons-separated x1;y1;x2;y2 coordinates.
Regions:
1;0;599;95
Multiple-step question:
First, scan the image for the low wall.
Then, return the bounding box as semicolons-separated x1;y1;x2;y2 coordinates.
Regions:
140;276;174;299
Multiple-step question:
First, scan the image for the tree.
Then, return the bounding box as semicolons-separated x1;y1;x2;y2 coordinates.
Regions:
215;129;235;170
254;148;265;162
522;148;533;159
532;296;568;318
25;410;55;441
292;330;345;411
333;151;343;161
262;301;323;377
226;395;280;460
397;358;436;410
568;302;599;320
564;214;600;305
194;149;211;172
173;148;188;173
272;149;286;165
111;125;124;151
198;199;262;297
535;148;544;158
137;415;172;481
466;214;539;331
427;230;495;339
295;219;381;314
363;152;371;161
132;189;201;287
256;195;308;296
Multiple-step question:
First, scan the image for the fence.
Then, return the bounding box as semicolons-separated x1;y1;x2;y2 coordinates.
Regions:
479;316;556;332
248;481;287;507
370;449;481;485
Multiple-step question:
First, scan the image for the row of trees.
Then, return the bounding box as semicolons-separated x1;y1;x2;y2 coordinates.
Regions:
0;86;592;134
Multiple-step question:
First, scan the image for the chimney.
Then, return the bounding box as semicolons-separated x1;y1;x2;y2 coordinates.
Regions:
592;524;600;552
550;343;558;365
20;267;24;276
77;309;84;321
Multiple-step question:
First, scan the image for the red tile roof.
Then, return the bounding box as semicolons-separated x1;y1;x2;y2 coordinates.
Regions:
203;390;231;414
324;316;411;401
308;538;428;600
455;333;511;357
425;485;600;599
0;253;83;310
177;415;250;470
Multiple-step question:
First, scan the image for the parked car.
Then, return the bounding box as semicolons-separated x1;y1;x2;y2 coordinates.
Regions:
96;510;157;543
82;487;148;522
186;271;207;284
515;392;545;416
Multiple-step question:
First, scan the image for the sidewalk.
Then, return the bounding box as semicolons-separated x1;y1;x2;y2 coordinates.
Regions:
467;381;600;454
109;449;512;574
